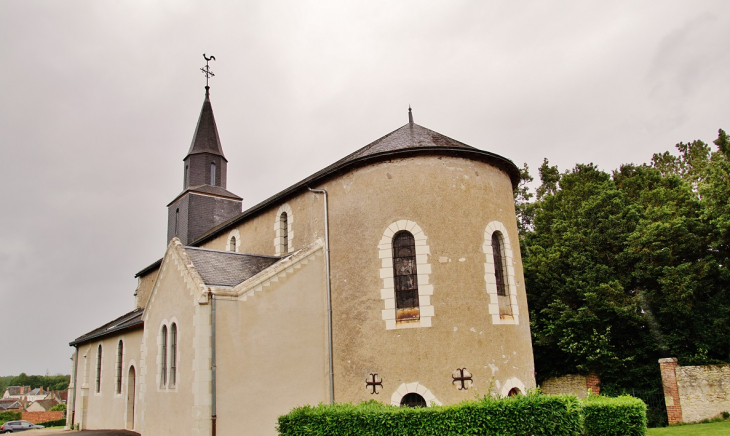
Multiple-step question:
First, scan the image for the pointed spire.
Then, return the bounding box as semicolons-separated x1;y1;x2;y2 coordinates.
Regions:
408;105;413;125
186;87;225;159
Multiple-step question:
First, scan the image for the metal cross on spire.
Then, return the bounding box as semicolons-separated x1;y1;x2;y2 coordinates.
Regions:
201;53;216;90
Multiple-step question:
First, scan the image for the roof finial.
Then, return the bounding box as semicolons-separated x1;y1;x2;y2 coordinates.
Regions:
201;54;216;93
408;105;413;124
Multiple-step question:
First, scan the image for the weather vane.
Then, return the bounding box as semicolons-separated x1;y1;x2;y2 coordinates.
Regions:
201;53;216;88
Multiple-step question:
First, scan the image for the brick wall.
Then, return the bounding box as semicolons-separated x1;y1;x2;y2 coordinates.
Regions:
668;359;730;423
659;358;683;424
540;373;600;398
21;411;63;424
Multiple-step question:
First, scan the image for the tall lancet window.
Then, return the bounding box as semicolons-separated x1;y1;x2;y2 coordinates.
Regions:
96;344;103;393
184;165;188;188
229;236;237;252
116;340;123;394
210;162;216;185
160;325;168;387
492;232;513;316
170;323;177;387
175;209;179;236
393;231;419;321
280;212;289;253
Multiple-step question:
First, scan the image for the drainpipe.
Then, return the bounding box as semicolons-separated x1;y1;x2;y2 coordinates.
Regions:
69;346;79;429
211;293;217;436
308;187;334;404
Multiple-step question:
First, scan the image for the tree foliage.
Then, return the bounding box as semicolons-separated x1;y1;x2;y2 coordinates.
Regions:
520;130;730;393
0;373;70;394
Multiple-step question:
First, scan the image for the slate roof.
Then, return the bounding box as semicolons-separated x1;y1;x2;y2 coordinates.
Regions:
185;247;281;287
70;308;144;346
186;89;226;159
192;121;520;246
166;184;242;207
0;400;22;410
4;386;30;396
136;118;520;277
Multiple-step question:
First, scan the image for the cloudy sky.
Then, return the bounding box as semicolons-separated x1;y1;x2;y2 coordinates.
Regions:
1;0;728;376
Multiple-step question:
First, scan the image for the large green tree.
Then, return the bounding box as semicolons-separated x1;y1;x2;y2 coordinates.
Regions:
520;130;730;393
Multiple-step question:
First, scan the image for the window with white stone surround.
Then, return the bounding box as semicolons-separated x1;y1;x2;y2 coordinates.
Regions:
390;382;441;407
483;221;519;324
227;229;240;252
379;220;433;330
274;204;294;256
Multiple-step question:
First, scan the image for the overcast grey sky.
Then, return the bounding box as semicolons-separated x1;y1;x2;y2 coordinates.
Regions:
1;0;728;376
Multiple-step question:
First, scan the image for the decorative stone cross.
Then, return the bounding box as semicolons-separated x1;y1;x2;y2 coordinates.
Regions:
366;373;383;394
452;368;473;390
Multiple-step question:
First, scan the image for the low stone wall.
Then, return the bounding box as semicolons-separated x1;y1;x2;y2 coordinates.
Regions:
21;411;64;424
540;373;600;398
659;357;730;423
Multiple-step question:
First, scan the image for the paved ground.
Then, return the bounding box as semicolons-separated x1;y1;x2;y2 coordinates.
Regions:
23;430;139;436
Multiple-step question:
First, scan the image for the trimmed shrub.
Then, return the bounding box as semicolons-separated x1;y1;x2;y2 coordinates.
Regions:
581;395;647;436
278;394;583;436
0;411;22;424
37;418;67;427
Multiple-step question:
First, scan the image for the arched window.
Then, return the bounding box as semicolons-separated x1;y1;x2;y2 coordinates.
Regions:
96;344;102;393
170;323;177;387
393;231;419;321
492;232;513;317
210;162;216;185
229;236;236;252
175;209;179;236
116;340;123;394
279;212;289;254
508;387;522;397
160;325;168;387
400;393;427;408
184;164;188;187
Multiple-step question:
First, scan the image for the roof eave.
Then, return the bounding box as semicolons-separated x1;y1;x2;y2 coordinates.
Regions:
69;319;144;347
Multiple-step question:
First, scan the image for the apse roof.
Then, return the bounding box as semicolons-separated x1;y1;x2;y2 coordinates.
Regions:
184;247;281;287
191;120;520;246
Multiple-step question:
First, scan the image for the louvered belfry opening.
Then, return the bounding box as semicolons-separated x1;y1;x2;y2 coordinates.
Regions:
393;231;420;321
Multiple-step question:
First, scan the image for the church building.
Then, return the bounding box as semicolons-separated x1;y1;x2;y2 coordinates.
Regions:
67;83;536;435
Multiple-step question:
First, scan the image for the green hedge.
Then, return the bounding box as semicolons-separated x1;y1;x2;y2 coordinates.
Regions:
278;394;583;436
0;411;21;424
582;395;647;436
37;418;67;427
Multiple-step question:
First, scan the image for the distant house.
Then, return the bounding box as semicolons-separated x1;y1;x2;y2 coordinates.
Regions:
0;399;23;411
2;386;31;399
45;390;68;405
26;398;59;412
20;388;48;403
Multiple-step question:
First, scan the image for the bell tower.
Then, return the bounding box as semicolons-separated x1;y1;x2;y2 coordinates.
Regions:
167;57;242;245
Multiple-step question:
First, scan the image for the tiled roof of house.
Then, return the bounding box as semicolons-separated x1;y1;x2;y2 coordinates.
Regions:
28;399;58;411
69;308;144;346
185;247;281;287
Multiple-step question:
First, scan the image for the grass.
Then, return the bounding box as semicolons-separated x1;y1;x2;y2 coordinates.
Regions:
648;420;730;435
